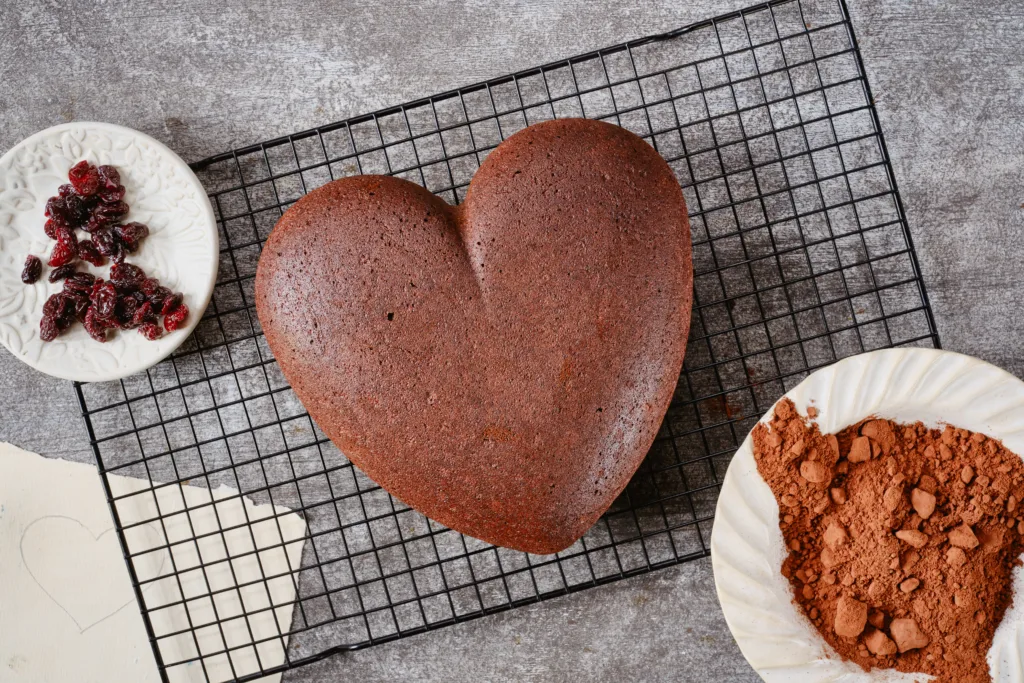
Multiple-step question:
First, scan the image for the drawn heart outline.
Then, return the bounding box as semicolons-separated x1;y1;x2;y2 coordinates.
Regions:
20;515;165;633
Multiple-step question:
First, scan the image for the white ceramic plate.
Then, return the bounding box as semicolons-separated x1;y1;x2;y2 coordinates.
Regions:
711;348;1024;682
0;122;217;382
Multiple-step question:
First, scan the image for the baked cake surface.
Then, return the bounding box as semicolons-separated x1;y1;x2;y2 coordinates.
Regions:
255;118;692;553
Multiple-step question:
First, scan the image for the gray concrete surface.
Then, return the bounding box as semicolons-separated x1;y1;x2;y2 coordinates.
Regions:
1;0;1022;680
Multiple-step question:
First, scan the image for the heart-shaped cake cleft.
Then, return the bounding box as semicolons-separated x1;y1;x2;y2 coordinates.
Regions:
256;119;692;553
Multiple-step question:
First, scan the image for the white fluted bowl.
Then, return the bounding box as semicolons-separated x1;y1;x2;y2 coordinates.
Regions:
711;348;1024;682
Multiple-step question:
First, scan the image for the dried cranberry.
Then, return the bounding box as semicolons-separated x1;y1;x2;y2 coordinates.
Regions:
138;323;163;341
48;240;77;267
160;292;183;315
43;293;70;319
77;240;105;266
53;224;76;245
93;228;127;263
91;282;118;320
44;197;69;227
69;161;101;196
117;296;140;328
115;222;149;251
62;194;92;229
98;184;126;204
82;212;111;233
48;263;78;283
84;308;110;343
55;310;75;332
72;296;91;323
94;200;128;222
92;227;115;253
93;228;127;261
131;301;158;327
110;262;145;288
21;255;42;284
110;242;127;263
40;316;60;342
97;165;121;190
164;303;189;332
63;272;96;295
148;285;171;311
63;289;89;308
36;162;155;343
57;224;78;248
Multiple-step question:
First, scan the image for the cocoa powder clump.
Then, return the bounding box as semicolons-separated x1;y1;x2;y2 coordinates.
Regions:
752;399;1024;683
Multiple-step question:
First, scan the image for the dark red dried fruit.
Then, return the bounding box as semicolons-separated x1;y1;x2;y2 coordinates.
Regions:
72;296;91;323
138;322;163;341
115;222;149;251
61;194;92;229
48;263;78;283
21;255;42;284
40;316;60;342
84;308;110;343
94;200;128;222
117;296;140;328
63;272;96;295
55;225;77;246
44;197;70;229
69;160;100;196
147;286;170;311
131;301;157;327
91;282;118;320
55;310;75;332
43;293;70;319
48;239;77;267
37;163;172;344
82;212;111;233
72;299;89;323
78;240;105;266
94;228;127;260
110;262;145;288
92;227;127;263
57;223;78;248
97;165;120;188
164;303;189;332
161;292;184;315
98;184;126;204
92;227;115;253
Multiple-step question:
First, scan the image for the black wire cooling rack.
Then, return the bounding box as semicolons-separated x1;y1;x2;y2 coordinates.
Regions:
77;0;940;680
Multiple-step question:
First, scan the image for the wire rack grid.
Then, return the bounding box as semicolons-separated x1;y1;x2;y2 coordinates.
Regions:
77;0;940;680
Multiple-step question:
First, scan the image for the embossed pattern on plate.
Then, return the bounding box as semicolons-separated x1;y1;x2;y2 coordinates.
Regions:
712;348;1024;682
0;122;217;382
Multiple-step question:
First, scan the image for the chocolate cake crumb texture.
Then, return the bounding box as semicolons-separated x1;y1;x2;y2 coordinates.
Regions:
255;119;692;554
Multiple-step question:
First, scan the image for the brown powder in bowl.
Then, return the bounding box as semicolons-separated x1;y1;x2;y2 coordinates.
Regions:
752;399;1024;683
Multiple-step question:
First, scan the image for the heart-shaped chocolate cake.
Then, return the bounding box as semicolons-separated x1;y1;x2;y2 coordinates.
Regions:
256;119;692;553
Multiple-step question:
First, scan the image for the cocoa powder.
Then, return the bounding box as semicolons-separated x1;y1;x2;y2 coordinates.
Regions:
752;399;1024;682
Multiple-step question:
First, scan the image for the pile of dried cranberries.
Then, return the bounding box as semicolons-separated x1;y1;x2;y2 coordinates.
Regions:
23;160;189;343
